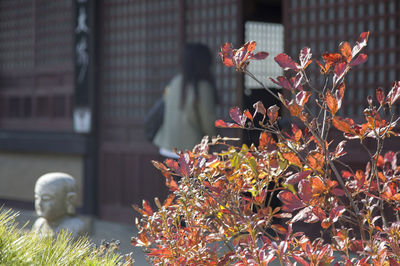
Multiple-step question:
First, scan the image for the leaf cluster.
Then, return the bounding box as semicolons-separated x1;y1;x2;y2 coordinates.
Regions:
132;32;400;265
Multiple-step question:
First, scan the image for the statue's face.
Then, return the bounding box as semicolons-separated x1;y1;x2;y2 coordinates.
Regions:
34;182;67;222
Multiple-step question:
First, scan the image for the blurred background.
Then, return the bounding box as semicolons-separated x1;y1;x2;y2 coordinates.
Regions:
0;0;399;227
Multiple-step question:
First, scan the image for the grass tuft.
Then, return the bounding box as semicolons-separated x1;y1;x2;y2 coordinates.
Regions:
0;208;127;265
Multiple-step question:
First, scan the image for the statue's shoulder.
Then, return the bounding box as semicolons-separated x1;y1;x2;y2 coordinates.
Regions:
32;217;47;230
58;216;87;237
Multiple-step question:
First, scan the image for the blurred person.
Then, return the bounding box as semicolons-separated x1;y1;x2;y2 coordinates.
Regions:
153;43;218;158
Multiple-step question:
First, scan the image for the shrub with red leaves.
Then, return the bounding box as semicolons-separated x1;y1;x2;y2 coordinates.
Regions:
132;32;400;265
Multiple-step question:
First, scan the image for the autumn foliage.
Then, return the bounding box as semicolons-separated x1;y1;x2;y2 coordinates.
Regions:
132;32;400;265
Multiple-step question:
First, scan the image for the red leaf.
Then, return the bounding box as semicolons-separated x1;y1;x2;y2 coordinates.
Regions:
267;104;280;123
282;152;302;168
296;91;311;106
387;81;400;106
376;87;386;106
339;41;352;62
220;41;268;71
215;119;240;128
277;191;305;212
312;206;326;221
249;51;269;60
270;76;294;91
331;188;345;196
332;140;347;159
230;107;246;126
234;41;257;69
329;205;345;223
274;53;300;71
286;170;312;185
253;100;267;117
299;47;312;69
326;90;339;115
165;158;180;172
298;179;312;203
350;53;367;66
178;153;191;177
293;73;303;90
341;170;353;179
219;43;235;67
259;132;276;148
384;151;397;169
352;31;370;57
333;62;348;86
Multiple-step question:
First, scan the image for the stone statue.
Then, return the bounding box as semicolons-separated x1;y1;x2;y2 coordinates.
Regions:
32;172;87;239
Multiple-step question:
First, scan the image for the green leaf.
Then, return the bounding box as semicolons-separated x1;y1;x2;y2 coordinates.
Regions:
247;157;258;175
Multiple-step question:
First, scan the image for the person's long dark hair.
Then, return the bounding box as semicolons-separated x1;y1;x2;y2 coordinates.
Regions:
180;43;218;108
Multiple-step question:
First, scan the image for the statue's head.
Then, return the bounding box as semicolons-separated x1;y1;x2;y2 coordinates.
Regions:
34;172;78;222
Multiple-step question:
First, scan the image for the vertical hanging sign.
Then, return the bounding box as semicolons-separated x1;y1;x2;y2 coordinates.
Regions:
74;0;91;133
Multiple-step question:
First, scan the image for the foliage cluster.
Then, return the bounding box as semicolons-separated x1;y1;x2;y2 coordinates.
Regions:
0;209;126;265
132;32;400;265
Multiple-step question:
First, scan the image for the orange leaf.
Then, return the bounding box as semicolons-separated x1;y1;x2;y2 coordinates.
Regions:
326;90;338;115
163;193;176;208
310;176;325;195
282;152;302;168
307;151;324;171
292;124;303;142
271;224;288;235
322;53;343;71
135;230;151;247
259;131;276;148
332;116;356;135
339;41;352;62
147;248;172;258
244;109;253;121
142;200;153;216
267;104;280;123
287;100;303;117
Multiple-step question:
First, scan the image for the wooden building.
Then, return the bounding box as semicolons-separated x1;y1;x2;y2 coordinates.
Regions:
0;0;282;223
2;0;398;224
283;0;400;170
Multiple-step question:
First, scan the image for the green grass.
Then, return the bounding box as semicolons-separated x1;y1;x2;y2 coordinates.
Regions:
0;209;125;265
